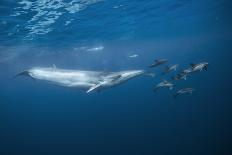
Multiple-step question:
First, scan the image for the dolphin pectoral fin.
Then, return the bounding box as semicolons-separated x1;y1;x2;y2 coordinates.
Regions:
86;83;101;93
184;75;187;80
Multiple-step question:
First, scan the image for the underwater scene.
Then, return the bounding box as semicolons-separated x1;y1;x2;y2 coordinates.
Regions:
0;0;232;154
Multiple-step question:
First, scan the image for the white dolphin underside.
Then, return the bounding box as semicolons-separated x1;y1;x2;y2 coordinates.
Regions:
20;67;145;93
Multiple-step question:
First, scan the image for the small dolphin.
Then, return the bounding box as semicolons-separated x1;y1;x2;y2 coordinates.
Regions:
190;62;209;72
129;54;138;58
172;71;188;80
148;59;168;68
172;66;195;81
86;45;104;52
145;73;156;78
180;68;192;75
174;88;195;98
154;80;174;92
162;64;179;75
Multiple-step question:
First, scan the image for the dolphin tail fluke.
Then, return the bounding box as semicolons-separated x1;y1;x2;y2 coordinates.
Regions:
13;70;35;82
204;66;208;71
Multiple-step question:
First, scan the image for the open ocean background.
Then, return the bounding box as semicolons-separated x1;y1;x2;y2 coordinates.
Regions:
0;0;232;154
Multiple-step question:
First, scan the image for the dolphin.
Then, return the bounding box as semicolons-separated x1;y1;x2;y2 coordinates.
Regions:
129;54;139;58
154;79;174;92
172;72;188;80
172;62;209;81
180;68;192;75
190;62;209;72
148;59;168;68
174;88;195;98
15;66;145;93
162;64;179;75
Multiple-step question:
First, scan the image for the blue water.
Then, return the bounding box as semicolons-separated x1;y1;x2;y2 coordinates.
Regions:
1;0;232;154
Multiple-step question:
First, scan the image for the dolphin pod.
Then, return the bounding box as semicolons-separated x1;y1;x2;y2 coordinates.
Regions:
147;59;209;98
15;60;208;97
15;66;145;93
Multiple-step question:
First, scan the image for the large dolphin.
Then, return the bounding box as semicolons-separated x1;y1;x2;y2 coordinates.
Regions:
15;66;145;93
190;62;209;72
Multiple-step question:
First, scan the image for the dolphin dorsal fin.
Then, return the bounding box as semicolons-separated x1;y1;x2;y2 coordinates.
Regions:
111;75;122;82
86;83;101;93
52;64;57;69
190;63;196;67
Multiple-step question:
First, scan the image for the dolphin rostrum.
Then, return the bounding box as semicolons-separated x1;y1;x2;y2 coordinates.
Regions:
15;66;145;93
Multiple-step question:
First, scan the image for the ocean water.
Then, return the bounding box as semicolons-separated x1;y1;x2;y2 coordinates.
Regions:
0;0;232;154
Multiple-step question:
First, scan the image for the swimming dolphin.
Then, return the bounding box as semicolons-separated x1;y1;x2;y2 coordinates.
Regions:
148;59;168;68
129;54;139;58
15;66;145;93
154;79;174;92
180;68;192;75
172;71;189;80
190;62;209;72
174;88;195;98
172;62;209;80
162;64;179;75
172;65;197;81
